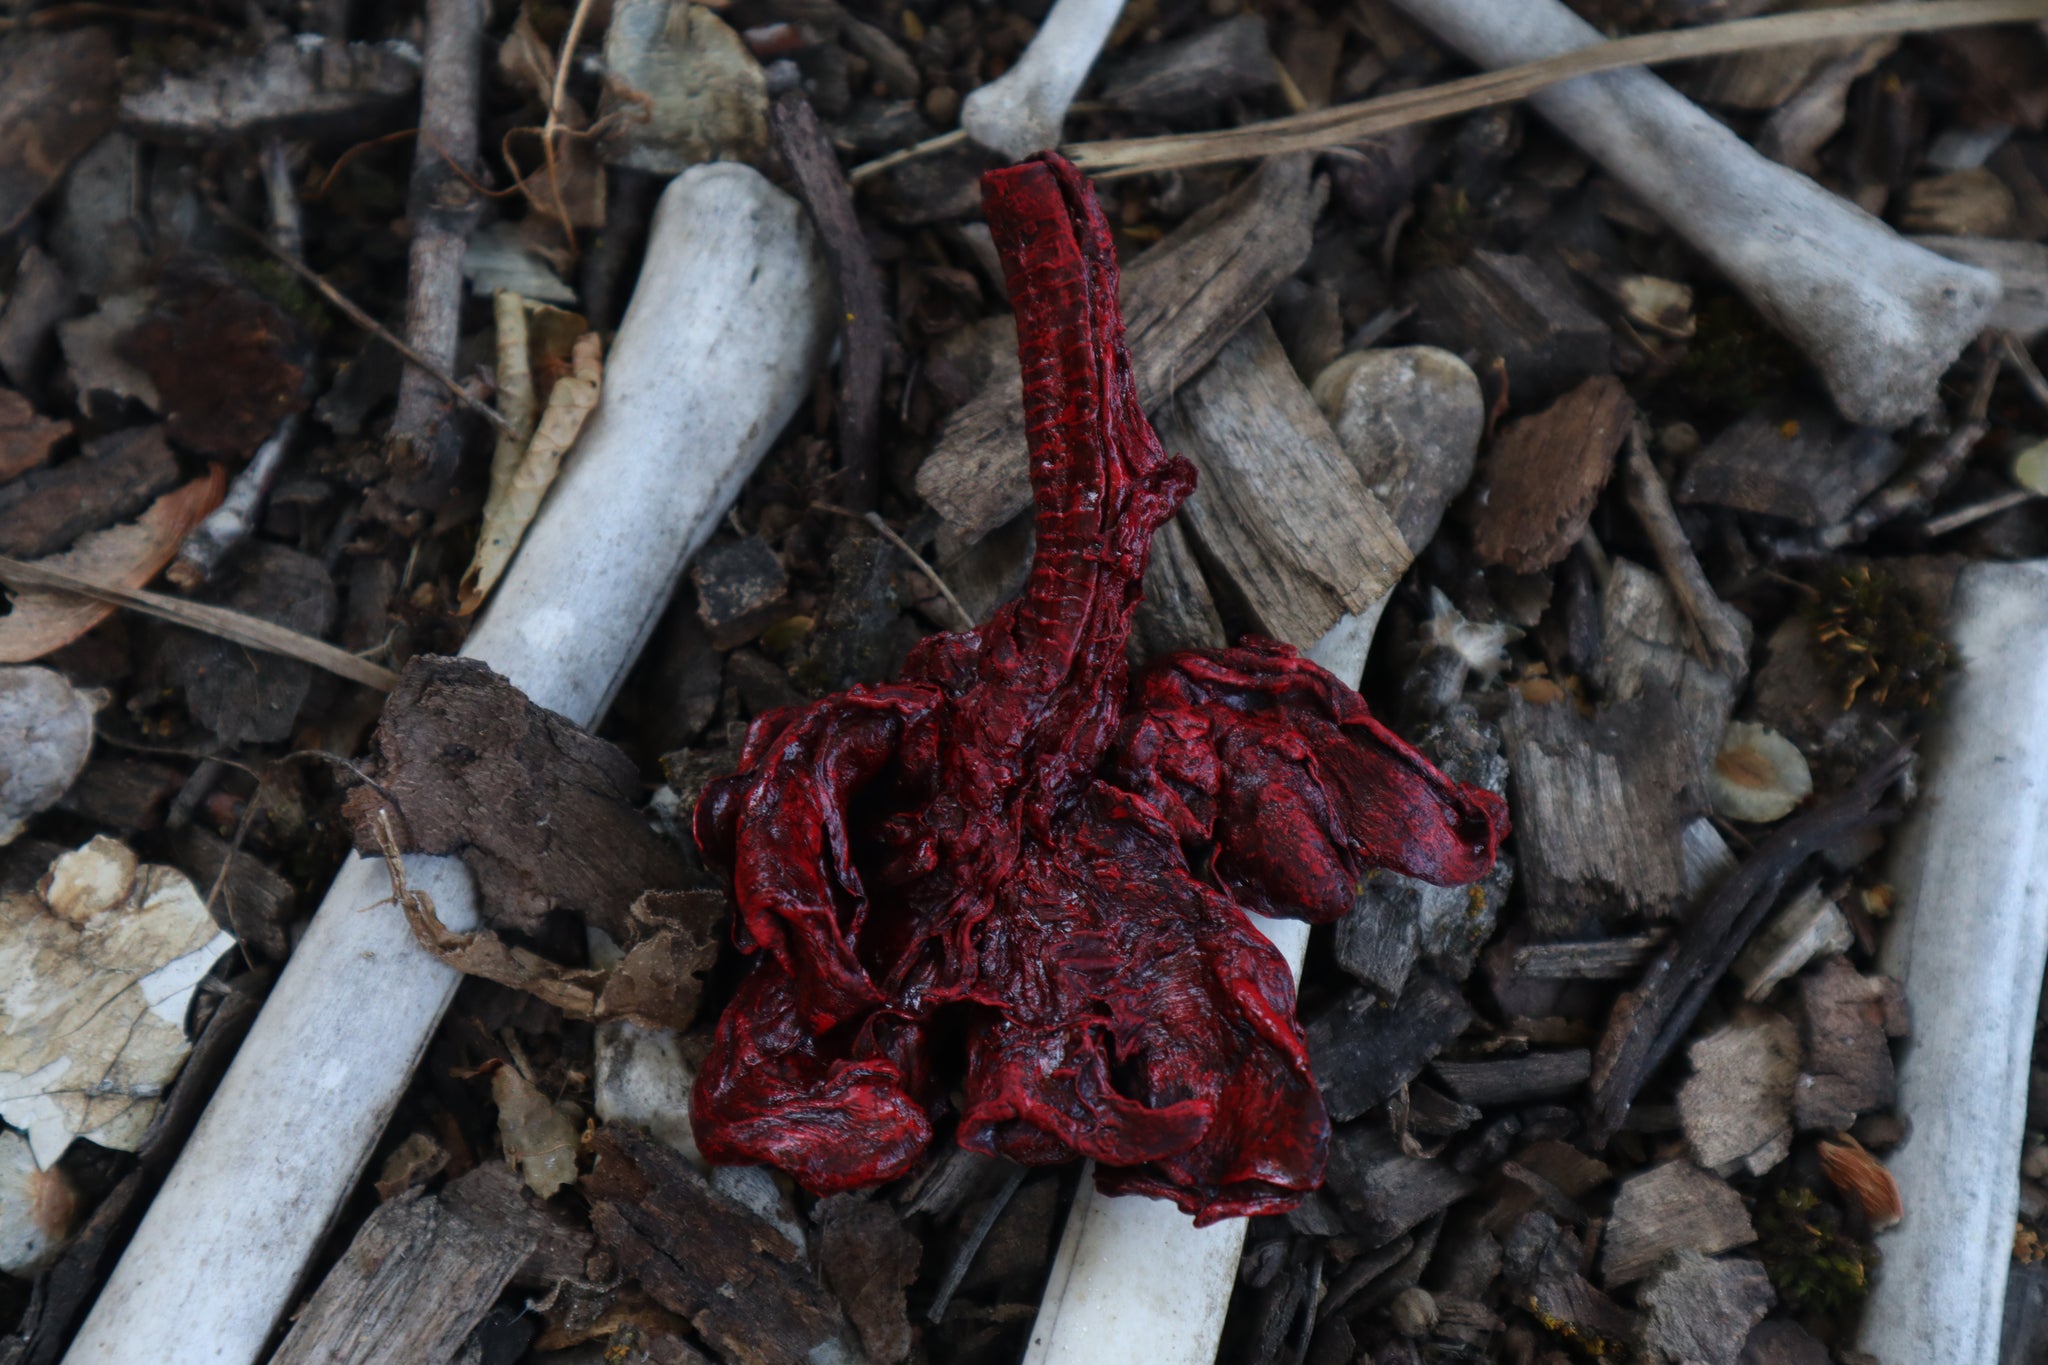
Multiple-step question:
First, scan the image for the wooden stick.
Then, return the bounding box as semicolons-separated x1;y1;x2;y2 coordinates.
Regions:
1860;560;2048;1365
60;164;833;1365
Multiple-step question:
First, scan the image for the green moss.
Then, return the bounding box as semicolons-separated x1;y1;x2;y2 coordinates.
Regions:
1756;1187;1879;1317
1669;292;1805;418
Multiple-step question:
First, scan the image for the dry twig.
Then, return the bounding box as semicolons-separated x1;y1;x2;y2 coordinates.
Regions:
0;554;398;691
1621;425;1749;677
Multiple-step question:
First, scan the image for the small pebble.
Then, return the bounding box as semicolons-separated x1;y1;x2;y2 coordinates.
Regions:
925;84;960;127
2024;1142;2048;1182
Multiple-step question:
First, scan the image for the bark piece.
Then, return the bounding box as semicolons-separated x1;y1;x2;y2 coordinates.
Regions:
585;1124;864;1365
1512;934;1663;980
269;1168;541;1365
119;37;418;138
815;1195;920;1363
57;756;182;833
0;666;94;845
1306;974;1473;1122
1502;1212;1635;1353
122;263;311;460
1323;1123;1476;1246
1099;14;1275;119
1407;250;1609;407
154;542;336;746
1638;1251;1774;1365
915;155;1321;543
1679;1007;1799;1177
0;28;118;234
1502;686;1703;934
1471;375;1632;574
600;0;769;172
1155;315;1409;648
0;391;69;483
342;654;692;940
1600;1161;1756;1288
1792;954;1906;1131
1677;410;1903;528
1430;1051;1591;1107
0;425;179;560
691;535;789;649
172;825;295;964
440;1153;597;1287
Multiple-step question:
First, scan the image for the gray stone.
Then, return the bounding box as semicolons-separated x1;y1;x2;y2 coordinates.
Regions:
1310;346;1483;551
600;0;768;173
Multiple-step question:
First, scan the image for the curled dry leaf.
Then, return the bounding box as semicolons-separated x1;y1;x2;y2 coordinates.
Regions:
0;836;234;1167
458;309;602;615
493;1059;581;1199
0;466;226;663
0;665;98;844
1818;1132;1903;1229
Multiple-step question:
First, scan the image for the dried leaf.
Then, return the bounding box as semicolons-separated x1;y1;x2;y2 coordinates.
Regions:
458;330;602;613
0;1126;77;1274
0;836;234;1167
1818;1133;1903;1229
493;1060;580;1199
0;666;98;844
0;28;119;234
0;466;225;663
122;263;310;460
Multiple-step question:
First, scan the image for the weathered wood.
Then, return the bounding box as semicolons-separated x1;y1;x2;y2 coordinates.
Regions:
1406;250;1610;406
1676;409;1903;528
1099;14;1274;118
586;1125;864;1365
1322;1124;1476;1247
1502;687;1704;934
1587;747;1909;1144
1306;974;1473;1123
1431;1051;1591;1107
1501;1213;1634;1352
1621;435;1751;679
269;1170;539;1365
1511;934;1663;980
1130;516;1226;662
1638;1251;1775;1365
915;156;1322;543
1155;316;1408;648
1679;1007;1799;1177
1599;1160;1756;1288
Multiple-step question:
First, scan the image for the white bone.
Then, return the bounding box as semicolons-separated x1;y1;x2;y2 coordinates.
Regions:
1386;0;2000;429
962;0;1126;161
60;162;833;1365
1860;559;2048;1365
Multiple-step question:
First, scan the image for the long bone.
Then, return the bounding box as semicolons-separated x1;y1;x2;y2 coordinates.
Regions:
1861;560;2048;1365
60;163;833;1365
962;0;1126;160
1386;0;1999;429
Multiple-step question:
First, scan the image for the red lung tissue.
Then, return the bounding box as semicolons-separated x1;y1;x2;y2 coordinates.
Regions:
690;151;1509;1225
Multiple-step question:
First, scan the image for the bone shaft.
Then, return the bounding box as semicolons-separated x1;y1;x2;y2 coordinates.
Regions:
61;164;833;1365
961;0;1125;159
1386;0;1999;429
1861;560;2048;1365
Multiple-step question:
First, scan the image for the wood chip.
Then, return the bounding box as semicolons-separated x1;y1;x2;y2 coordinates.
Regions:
1792;954;1907;1131
1431;1050;1591;1107
1306;973;1473;1122
1638;1250;1775;1365
1599;1160;1756;1287
1678;1006;1799;1177
0;425;179;560
1472;374;1632;573
0;390;69;482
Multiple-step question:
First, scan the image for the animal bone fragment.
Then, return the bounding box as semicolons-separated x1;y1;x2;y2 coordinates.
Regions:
961;0;1125;159
1386;0;2000;428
